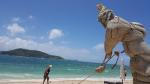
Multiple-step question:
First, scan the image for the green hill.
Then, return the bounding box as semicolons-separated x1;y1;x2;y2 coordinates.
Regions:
0;48;64;60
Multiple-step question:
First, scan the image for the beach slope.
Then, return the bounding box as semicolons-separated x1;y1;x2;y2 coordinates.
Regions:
0;80;133;84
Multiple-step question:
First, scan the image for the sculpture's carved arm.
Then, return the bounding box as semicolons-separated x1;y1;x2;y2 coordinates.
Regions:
104;16;131;57
105;29;119;57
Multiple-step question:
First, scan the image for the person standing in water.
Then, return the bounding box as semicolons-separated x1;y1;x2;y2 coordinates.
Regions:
43;65;52;84
120;59;127;84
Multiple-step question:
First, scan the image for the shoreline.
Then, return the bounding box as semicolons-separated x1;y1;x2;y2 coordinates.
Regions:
0;79;133;84
0;78;133;81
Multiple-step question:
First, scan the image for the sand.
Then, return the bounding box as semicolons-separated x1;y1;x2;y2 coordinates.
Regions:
0;80;133;84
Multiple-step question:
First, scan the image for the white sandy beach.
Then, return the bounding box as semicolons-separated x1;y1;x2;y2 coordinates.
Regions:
0;79;133;84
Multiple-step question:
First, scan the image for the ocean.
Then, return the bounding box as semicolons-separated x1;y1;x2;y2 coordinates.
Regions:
0;55;132;80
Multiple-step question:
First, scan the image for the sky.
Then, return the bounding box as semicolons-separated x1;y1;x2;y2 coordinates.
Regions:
0;0;150;64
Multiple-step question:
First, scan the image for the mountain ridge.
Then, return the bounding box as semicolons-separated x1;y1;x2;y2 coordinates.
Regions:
0;48;64;60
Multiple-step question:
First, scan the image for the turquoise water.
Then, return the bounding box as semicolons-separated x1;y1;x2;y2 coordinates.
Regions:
0;55;132;80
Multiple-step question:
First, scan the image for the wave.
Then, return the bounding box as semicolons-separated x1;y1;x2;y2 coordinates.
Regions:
66;68;81;71
0;73;41;79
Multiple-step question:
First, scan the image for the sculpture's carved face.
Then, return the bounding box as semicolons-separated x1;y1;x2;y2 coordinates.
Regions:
96;4;106;13
99;10;114;28
97;4;114;28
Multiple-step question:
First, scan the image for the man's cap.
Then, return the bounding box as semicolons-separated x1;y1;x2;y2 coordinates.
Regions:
49;65;52;67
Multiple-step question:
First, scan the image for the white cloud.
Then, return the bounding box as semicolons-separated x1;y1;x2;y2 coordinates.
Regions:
0;36;37;50
28;15;33;19
40;36;45;40
0;16;106;63
94;43;104;52
49;29;64;39
7;23;25;36
0;36;104;63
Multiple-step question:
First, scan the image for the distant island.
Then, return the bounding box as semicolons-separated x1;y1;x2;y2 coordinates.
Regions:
0;48;64;60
